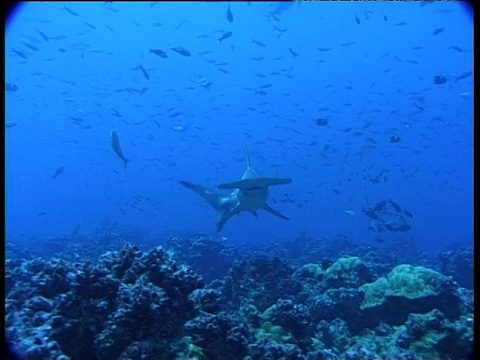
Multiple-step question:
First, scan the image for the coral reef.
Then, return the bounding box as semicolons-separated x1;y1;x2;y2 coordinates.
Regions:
322;256;374;288
166;233;238;282
6;244;203;359
359;264;462;326
5;232;473;360
438;246;473;289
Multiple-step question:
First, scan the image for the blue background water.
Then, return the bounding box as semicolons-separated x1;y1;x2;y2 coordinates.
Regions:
5;2;473;255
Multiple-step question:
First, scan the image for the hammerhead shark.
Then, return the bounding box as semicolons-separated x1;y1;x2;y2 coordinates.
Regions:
180;144;292;231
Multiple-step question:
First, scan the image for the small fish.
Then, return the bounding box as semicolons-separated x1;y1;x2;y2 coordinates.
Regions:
6;83;19;92
383;15;388;21
5;122;17;129
84;22;97;30
36;29;49;42
111;108;122;118
433;27;445;35
170;46;191;57
38;212;46;216
111;129;129;171
434;75;447;85
389;134;401;143
218;31;232;43
394;22;406;26
289;47;299;59
150;48;167;58
255;90;267;96
12;48;28;60
454;71;472;80
354;16;361;24
252;38;266;47
64;6;79;17
227;2;233;23
404;209;415;220
174;20;186;30
251;56;265;61
51;166;65;179
138;65;149;80
23;42;39;51
172;125;187;132
343;210;356;216
448;45;464;53
317;47;333;51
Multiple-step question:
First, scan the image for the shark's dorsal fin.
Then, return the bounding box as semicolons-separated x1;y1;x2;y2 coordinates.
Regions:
244;141;251;169
242;142;260;179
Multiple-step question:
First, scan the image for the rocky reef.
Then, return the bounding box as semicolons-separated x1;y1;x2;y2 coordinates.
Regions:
5;232;474;360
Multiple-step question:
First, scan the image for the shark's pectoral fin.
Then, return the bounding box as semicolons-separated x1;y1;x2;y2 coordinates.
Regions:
180;180;226;210
218;177;292;190
217;204;241;232
262;203;289;220
251;210;258;217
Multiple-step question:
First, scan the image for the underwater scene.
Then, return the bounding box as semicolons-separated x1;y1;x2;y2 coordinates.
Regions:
5;2;473;360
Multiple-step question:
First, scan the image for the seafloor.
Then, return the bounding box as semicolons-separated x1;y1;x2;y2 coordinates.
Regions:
5;223;473;360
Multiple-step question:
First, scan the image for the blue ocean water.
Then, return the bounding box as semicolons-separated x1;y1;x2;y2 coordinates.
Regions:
4;3;475;359
6;2;473;253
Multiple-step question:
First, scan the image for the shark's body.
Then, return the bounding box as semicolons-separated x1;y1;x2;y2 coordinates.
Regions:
180;145;292;231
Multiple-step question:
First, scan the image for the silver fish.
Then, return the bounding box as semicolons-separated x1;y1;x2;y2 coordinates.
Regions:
227;3;233;23
218;31;232;43
51;166;65;179
111;129;129;171
170;46;191;57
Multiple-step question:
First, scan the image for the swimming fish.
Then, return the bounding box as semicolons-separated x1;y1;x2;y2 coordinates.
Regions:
289;47;299;59
138;65;149;80
51;166;65;179
110;129;129;171
5;122;17;128
12;48;28;60
218;31;232;43
252;38;266;47
170;46;191;57
64;6;79;17
433;27;445;35
404;209;415;220
226;2;233;23
6;83;19;92
150;48;167;58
